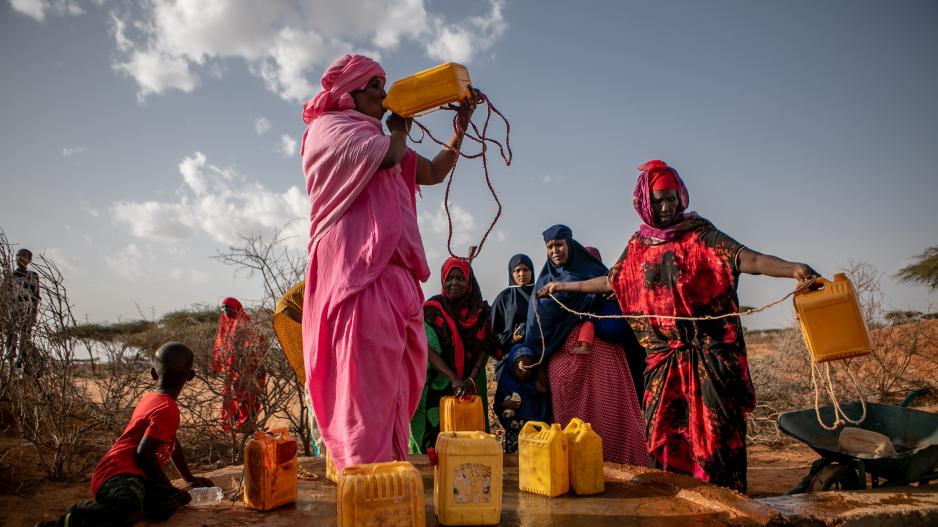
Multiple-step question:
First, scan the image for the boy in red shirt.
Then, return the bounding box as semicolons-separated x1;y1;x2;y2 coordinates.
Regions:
38;342;213;527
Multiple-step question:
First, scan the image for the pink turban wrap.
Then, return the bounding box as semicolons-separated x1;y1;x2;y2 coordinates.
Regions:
302;54;386;125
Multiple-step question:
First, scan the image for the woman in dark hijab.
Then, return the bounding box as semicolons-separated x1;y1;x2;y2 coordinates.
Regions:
409;257;500;453
489;254;535;358
524;225;648;466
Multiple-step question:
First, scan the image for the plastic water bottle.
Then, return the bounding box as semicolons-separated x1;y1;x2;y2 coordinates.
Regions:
188;486;223;507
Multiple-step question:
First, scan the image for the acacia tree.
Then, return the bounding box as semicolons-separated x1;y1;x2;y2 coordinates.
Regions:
896;246;938;291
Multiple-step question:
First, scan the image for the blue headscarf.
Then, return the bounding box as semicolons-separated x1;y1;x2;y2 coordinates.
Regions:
523;225;607;360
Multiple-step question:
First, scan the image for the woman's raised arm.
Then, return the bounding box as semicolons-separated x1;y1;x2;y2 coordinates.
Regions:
538;276;612;298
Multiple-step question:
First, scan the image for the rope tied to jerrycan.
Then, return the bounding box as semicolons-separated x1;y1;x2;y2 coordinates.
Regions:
408;89;512;261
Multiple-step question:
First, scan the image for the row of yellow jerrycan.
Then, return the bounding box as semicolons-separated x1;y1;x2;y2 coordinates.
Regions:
336;431;503;526
518;419;605;498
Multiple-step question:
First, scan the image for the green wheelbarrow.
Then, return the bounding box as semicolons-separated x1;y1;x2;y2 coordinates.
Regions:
778;388;938;493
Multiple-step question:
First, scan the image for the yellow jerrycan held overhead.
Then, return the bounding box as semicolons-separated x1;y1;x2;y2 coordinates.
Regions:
440;395;486;433
383;62;473;117
518;421;569;497
337;461;425;527
430;431;503;526
243;428;297;511
794;273;873;363
563;419;605;496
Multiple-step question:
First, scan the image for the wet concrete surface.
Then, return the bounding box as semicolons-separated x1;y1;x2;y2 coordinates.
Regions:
149;455;938;526
761;486;938;526
152;455;773;526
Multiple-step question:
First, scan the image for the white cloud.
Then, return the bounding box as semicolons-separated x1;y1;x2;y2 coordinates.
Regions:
80;201;100;217
61;145;87;157
106;243;149;281
9;0;83;22
113;48;200;101
542;175;552;184
276;134;297;157
169;268;209;283
418;201;475;247
103;0;507;102
42;247;78;274
254;117;271;135
111;151;308;249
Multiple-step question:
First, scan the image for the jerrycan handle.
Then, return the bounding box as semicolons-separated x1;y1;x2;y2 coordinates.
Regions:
267;427;291;439
564;418;584;434
521;421;548;437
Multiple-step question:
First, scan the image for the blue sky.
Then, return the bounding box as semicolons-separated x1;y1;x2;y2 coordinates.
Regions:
1;0;936;331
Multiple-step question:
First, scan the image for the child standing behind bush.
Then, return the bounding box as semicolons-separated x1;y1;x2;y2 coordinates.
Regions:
37;342;214;527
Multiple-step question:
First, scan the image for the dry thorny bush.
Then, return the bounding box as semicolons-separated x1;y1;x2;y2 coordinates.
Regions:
747;261;938;445
0;228;314;494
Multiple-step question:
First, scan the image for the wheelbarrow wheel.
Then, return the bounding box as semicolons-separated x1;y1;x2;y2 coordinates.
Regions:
807;463;863;492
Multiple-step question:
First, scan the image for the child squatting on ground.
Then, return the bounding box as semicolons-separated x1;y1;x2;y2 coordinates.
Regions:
494;344;551;453
38;342;214;527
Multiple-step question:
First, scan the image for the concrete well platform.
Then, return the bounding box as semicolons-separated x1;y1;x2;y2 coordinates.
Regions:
152;454;938;526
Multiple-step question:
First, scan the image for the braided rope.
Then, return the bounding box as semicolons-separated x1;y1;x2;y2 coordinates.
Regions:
409;91;512;260
522;279;813;372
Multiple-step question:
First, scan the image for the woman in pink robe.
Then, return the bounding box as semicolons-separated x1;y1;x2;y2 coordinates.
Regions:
301;54;476;471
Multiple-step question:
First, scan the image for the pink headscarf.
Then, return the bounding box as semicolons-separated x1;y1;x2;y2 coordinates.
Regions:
302;54;385;125
632;160;699;242
301;55;385;156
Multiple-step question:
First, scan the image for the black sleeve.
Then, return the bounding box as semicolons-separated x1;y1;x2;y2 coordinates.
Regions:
699;228;745;274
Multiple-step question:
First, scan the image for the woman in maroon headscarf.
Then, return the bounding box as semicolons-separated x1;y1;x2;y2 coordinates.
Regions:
409;257;500;453
213;297;266;432
301;55;477;470
540;160;817;492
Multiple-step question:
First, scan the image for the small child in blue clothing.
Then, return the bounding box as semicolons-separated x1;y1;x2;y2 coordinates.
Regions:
494;344;550;453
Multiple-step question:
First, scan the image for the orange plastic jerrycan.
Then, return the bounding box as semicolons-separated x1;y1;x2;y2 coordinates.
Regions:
563;419;605;495
431;431;503;526
383;62;472;117
440;395;486;433
518;421;568;497
243;428;297;511
337;461;425;527
794;273;873;363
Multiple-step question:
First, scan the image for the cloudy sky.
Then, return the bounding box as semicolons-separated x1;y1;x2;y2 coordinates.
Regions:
1;0;936;331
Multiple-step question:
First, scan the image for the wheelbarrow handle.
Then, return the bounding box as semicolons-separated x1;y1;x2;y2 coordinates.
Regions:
900;388;932;408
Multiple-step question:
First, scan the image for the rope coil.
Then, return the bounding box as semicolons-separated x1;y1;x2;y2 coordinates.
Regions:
409;91;512;261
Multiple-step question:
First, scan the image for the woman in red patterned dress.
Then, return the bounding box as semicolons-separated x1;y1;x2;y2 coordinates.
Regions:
539;160;817;492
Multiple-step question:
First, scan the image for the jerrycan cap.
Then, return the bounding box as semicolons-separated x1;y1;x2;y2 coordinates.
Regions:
427;447;438;466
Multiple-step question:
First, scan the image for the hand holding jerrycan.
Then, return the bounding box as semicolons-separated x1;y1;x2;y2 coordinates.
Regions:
440;395;486;433
563;418;605;495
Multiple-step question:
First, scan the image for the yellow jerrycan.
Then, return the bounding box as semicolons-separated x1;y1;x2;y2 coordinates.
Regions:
383;62;473;117
430;431;503;526
440;395;486;433
563;419;605;495
243;428;298;511
337;461;425;527
518;421;569;497
794;273;873;363
325;451;338;483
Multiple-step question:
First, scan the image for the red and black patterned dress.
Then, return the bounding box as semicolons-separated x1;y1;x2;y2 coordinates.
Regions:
609;222;754;492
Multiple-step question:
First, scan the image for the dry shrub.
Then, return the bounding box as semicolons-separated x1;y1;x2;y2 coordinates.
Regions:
747;261;938;445
1;230;101;483
0;227;315;495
